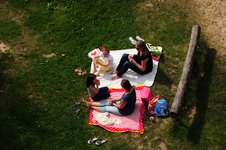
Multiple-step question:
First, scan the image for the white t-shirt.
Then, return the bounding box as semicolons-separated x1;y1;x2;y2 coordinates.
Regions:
99;52;114;67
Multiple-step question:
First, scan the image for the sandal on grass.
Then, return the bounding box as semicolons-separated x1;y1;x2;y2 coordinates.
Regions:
70;102;80;107
87;136;99;145
73;109;80;117
75;68;81;72
78;70;87;75
95;139;108;146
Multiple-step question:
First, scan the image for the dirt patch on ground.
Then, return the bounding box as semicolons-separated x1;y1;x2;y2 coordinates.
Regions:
188;106;197;123
12;13;24;23
159;142;167;150
191;0;226;55
43;53;56;58
0;42;10;52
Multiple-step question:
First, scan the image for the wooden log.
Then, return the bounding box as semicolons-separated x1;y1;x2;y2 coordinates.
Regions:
169;25;201;119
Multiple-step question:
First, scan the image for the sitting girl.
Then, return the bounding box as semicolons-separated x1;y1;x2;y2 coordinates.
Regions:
83;79;136;116
86;73;110;101
91;47;114;76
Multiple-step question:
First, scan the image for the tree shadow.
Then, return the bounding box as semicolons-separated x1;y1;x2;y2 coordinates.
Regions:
159;54;165;63
154;54;174;87
0;52;54;150
155;67;173;87
186;48;216;143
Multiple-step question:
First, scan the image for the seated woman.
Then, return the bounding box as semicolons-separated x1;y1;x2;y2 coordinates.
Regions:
111;40;153;80
83;79;136;116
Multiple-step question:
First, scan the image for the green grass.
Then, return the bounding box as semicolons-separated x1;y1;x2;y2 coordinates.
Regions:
0;0;226;149
0;19;22;43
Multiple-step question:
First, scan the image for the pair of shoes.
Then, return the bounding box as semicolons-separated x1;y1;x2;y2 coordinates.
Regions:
78;70;87;75
75;68;87;75
146;43;157;53
95;139;108;146
73;109;80;117
129;36;145;45
87;137;108;146
70;102;80;107
75;68;81;72
88;136;99;144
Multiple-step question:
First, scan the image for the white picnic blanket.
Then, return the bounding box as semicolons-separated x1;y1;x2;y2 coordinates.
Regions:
90;47;162;88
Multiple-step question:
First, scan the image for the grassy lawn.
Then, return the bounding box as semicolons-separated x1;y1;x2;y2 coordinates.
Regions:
0;0;225;149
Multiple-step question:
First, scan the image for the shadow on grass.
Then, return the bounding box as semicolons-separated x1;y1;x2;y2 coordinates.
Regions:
155;67;173;86
0;52;52;150
186;48;216;143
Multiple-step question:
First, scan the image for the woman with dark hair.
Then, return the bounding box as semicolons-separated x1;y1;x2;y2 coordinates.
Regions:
83;79;136;116
111;40;153;80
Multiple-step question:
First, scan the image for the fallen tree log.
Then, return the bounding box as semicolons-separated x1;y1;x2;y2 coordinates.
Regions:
169;25;201;119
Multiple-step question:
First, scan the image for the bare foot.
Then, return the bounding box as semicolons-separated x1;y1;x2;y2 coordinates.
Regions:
82;98;91;108
111;75;121;81
90;98;94;102
110;70;118;75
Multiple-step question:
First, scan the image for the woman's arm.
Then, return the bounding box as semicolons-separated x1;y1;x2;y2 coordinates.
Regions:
108;95;122;105
113;99;127;109
131;58;149;71
128;54;137;59
111;95;122;102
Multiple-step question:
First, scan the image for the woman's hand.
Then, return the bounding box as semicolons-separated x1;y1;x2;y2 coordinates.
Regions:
129;57;135;63
128;54;134;59
108;100;113;105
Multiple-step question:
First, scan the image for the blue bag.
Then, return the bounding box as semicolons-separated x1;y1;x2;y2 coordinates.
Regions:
154;99;168;116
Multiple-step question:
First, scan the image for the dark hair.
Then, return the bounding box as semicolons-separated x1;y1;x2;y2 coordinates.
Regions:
121;79;132;92
103;47;110;53
136;40;149;57
86;73;96;88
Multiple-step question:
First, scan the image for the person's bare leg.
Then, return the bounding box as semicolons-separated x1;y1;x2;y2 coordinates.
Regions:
96;69;104;77
83;98;100;107
90;106;101;112
91;57;97;73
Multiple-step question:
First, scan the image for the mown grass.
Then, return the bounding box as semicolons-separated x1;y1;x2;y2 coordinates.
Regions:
0;0;226;149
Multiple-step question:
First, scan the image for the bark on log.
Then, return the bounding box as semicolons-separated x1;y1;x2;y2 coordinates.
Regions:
169;25;201;119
